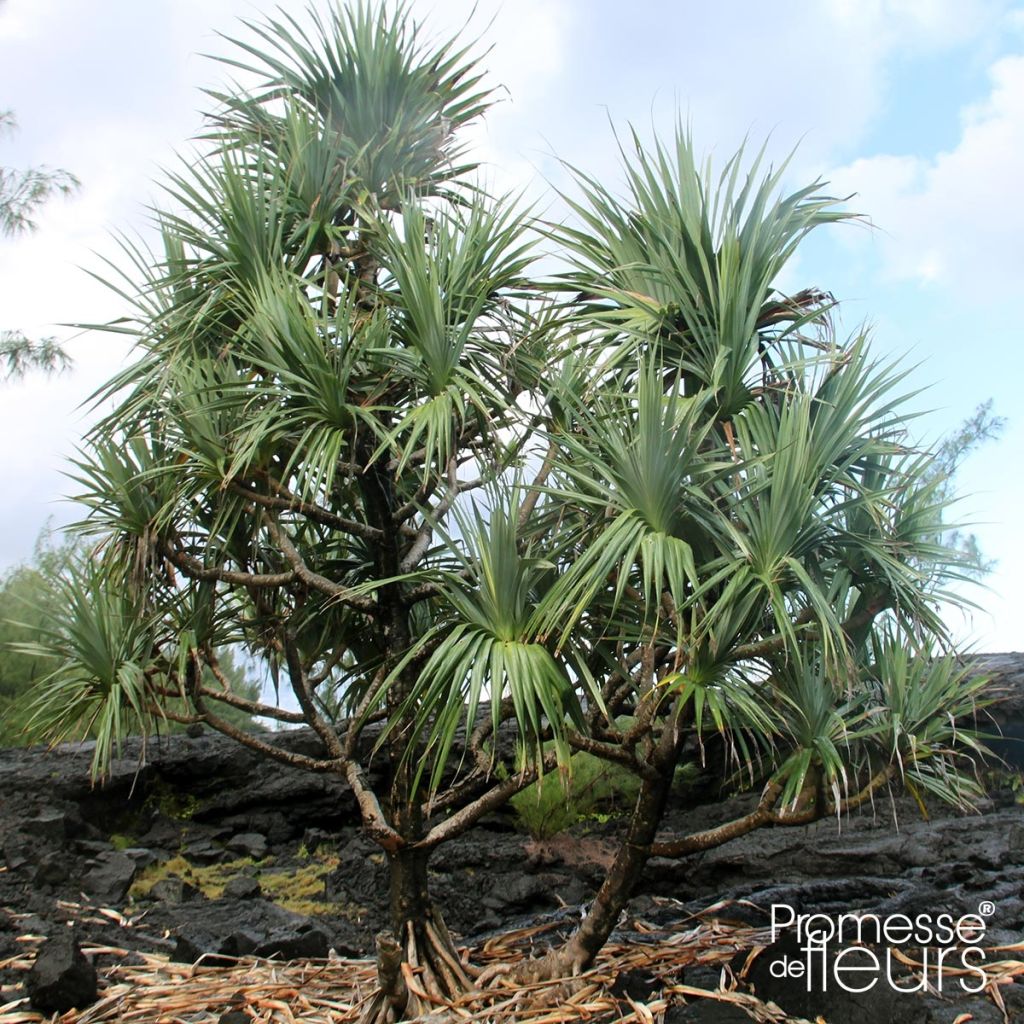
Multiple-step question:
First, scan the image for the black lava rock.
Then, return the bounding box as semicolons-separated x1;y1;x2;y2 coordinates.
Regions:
610;969;661;1003
33;852;70;887
183;838;226;864
254;925;328;960
169;899;328;964
23;809;70;841
81;850;136;904
665;1003;755;1023
226;832;268;859
120;846;162;868
223;875;262;900
736;928;900;1024
150;877;205;904
3;835;31;870
26;930;97;1013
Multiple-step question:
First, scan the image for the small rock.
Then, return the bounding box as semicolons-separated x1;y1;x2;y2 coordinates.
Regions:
75;839;115;856
224;931;260;956
225;812;290;844
1009;823;1024;857
301;827;333;853
682;965;724;990
150;877;204;904
23;809;69;841
255;925;329;960
3;836;31;870
138;814;185;849
33;853;70;887
120;847;162;868
172;929;240;965
26;930;97;1013
183;839;226;864
174;922;328;963
171;929;226;965
610;969;660;1003
17;915;51;938
226;832;268;859
81;851;137;904
169;899;327;964
223;875;262;900
219;1013;250;1024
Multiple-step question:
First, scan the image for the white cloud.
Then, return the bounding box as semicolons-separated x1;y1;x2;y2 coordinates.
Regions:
828;52;1024;292
0;0;61;41
824;0;1002;51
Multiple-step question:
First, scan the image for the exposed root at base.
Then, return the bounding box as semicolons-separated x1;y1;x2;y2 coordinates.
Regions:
360;914;478;1024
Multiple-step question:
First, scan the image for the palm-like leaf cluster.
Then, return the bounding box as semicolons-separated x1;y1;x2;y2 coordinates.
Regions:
525;130;985;822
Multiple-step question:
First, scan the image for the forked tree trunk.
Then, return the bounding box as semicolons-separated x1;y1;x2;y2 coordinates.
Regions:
359;845;477;1024
361;727;683;1020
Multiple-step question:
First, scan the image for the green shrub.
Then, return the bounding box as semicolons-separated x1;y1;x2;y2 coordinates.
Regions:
511;751;642;839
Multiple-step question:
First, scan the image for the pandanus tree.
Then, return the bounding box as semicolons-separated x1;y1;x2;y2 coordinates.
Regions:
25;2;990;1019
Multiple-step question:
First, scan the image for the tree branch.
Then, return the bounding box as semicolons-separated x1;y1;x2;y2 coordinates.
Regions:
163;544;297;588
200;645;307;724
343;668;388;759
264;515;378;613
398;459;460;573
414;754;559;850
420;767;489;816
192;697;345;773
283;629;345;759
231;482;385;542
346;761;405;852
196;687;306;724
650;764;898;856
517;438;558;532
308;645;349;686
728;600;887;663
184;652;402;848
565;728;658;780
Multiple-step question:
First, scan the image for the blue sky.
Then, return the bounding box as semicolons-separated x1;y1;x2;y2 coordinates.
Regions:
0;0;1021;652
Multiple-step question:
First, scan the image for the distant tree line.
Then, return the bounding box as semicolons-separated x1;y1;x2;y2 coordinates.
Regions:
0;530;261;746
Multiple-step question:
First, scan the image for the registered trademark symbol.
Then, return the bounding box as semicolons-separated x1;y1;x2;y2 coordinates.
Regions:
979;901;996;917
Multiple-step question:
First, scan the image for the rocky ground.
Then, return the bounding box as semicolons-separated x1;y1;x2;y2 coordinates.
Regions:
1;653;1023;1022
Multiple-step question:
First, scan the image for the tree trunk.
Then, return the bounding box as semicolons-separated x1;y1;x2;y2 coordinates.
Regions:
538;769;674;980
354;451;478;1018
512;703;688;984
360;845;476;1024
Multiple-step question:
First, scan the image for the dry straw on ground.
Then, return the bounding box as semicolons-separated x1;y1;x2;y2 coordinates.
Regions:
1;904;1021;1024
